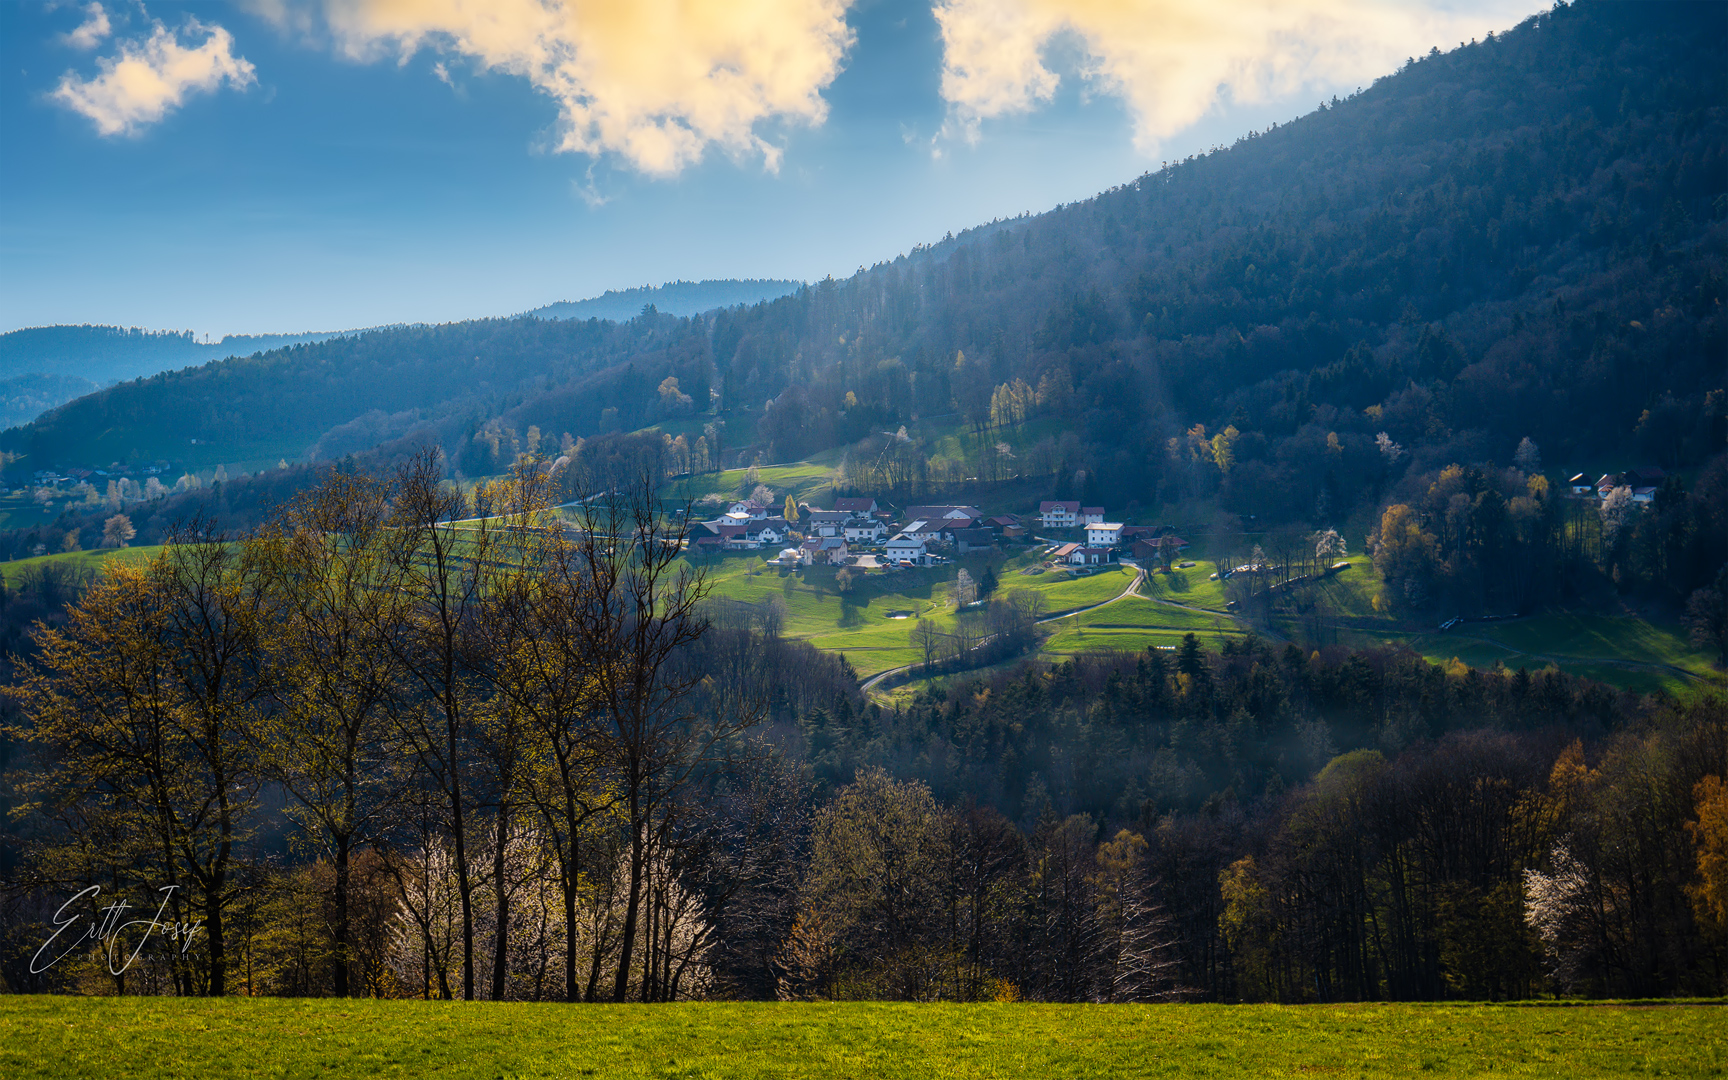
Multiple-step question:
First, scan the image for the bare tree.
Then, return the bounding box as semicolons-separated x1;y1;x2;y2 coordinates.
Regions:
566;472;739;1001
252;471;414;998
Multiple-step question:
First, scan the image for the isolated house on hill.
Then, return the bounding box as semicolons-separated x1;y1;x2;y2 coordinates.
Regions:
1596;467;1667;501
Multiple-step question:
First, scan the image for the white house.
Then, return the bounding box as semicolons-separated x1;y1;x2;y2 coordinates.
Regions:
1070;546;1114;566
1085;522;1123;547
885;533;928;564
1038;500;1080;528
845;520;887;544
1081;506;1106;525
728;499;771;520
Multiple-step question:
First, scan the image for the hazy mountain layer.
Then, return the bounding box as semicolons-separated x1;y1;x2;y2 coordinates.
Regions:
0;325;354;385
525;280;804;323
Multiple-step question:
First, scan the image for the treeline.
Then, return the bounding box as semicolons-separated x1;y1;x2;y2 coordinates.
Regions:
781;647;1726;1001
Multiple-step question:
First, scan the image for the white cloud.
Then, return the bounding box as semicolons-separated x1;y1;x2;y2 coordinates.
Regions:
316;0;856;176
934;0;1531;151
52;17;256;136
61;3;112;50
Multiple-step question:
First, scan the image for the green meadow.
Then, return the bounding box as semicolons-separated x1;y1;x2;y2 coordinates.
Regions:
1321;612;1722;697
0;996;1718;1079
0;544;164;587
695;555;1144;676
1042;594;1245;658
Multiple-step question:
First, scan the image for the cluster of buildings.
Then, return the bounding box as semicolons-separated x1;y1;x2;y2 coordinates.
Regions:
690;493;1189;573
1568;467;1667;506
1034;500;1188;569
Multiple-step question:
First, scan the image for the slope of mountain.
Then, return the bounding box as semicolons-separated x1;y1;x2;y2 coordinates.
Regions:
3;3;1721;543
0;373;100;430
0;325;353;384
524;279;804;322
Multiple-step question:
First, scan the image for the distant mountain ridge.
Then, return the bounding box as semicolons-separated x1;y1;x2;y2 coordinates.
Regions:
524;279;803;322
0;278;803;430
0;325;354;384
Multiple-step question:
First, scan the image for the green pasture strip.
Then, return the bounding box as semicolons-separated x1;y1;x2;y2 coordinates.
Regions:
998;564;1135;614
0;545;166;587
1058;595;1236;633
1140;563;1234;612
1309;618;1715;696
662;460;838;505
0;997;1718;1080
1295;562;1385;618
1044;626;1246;658
1478;613;1718;678
698;558;961;676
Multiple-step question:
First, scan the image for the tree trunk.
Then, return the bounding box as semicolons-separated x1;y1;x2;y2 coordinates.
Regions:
491;803;511;1000
333;837;351;997
611;811;646;1002
448;701;475;1001
205;882;226;997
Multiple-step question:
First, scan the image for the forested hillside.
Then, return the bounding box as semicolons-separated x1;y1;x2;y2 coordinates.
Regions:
2;3;1722;609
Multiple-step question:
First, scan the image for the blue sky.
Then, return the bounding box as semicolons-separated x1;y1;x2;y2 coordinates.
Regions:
1;0;1534;337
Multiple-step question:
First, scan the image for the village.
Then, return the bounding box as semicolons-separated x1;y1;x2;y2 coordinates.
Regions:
687;495;1191;575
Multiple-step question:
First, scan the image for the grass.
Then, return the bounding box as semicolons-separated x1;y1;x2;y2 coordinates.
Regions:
1002;563;1137;614
698;556;954;676
0;545;165;587
1298;610;1721;696
0;996;1719;1079
696;556;1143;677
1041;595;1245;658
1140;562;1235;613
662;460;840;507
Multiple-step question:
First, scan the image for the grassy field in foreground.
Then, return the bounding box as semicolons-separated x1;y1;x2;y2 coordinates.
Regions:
0;997;1718;1079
